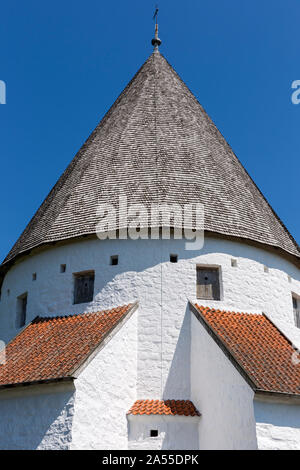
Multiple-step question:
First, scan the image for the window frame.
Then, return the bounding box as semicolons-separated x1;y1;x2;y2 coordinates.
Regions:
196;265;222;301
16;292;28;328
73;270;95;305
292;294;300;328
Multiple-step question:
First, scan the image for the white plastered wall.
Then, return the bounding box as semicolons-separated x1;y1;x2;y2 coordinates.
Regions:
0;236;299;401
127;414;200;450
190;312;258;450
0;382;75;450
254;398;300;450
70;306;138;450
0;307;138;450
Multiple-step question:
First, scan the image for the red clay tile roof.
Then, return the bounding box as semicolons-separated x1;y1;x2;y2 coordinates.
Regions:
128;400;200;417
0;303;136;388
193;304;300;396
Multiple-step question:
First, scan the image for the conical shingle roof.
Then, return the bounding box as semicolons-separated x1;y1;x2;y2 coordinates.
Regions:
3;50;299;265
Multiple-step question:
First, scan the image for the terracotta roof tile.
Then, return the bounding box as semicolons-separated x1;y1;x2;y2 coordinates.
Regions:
193;304;300;396
0;304;134;387
128;400;200;417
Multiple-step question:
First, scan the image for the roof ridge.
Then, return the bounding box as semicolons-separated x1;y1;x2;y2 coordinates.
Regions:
195;304;262;318
32;303;133;323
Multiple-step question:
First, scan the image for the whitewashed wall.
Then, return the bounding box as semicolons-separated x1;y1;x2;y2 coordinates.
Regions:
0;382;75;450
0;236;299;401
254;399;300;450
71;307;138;450
0;235;299;450
191;312;258;450
127;415;200;450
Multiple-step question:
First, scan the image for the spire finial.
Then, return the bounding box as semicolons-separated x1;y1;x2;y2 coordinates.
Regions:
151;5;162;50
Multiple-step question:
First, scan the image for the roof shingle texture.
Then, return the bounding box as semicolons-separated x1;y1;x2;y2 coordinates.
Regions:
194;304;300;396
0;304;132;387
128;399;200;417
3;50;299;264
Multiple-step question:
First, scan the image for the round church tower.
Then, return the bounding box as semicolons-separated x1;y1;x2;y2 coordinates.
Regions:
0;36;300;450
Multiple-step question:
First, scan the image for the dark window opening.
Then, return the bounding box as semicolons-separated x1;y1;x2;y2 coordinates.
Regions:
197;266;221;301
110;255;119;266
150;430;158;437
293;296;298;310
170;254;178;263
293;296;300;328
60;264;66;273
73;271;94;304
16;293;27;328
32;273;37;281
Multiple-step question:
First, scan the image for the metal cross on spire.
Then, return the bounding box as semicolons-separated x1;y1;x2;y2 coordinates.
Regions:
151;5;162;49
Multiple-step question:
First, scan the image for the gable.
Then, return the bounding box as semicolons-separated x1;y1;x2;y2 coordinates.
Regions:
0;303;137;388
190;303;300;397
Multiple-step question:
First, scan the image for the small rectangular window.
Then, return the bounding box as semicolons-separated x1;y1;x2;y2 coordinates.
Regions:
32;273;37;281
110;255;118;266
60;264;66;273
197;266;220;300
293;296;300;328
293;296;298;310
150;430;158;437
16;293;27;328
170;254;178;263
73;271;94;304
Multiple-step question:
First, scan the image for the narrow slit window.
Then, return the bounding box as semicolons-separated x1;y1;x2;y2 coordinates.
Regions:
73;271;94;305
293;296;300;328
16;293;27;328
32;273;37;281
197;267;221;301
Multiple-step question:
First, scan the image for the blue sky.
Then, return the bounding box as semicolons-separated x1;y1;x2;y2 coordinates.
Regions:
0;0;299;262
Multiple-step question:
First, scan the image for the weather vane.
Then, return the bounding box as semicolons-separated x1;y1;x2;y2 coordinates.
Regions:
151;5;162;49
153;5;159;24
